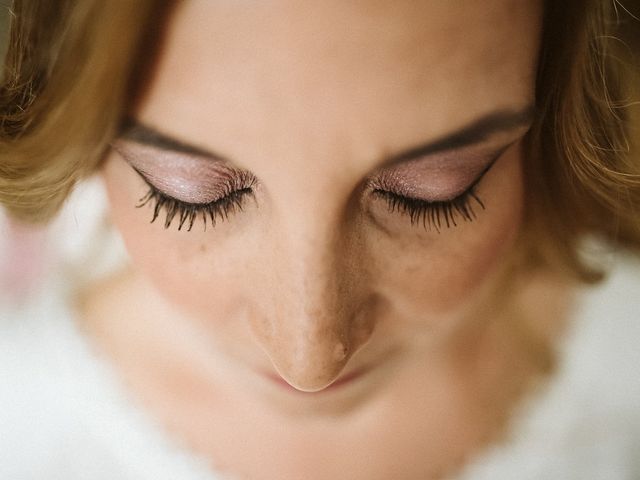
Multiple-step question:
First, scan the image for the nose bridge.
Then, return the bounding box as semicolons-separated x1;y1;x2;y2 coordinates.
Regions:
252;200;376;391
295;217;353;355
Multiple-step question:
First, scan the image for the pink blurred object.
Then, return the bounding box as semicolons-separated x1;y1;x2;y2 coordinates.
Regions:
1;217;50;300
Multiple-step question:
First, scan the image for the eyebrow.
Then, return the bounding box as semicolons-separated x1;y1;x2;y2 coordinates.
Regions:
119;105;535;166
383;105;535;166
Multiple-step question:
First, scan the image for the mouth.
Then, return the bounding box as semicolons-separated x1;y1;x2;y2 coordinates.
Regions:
262;367;369;394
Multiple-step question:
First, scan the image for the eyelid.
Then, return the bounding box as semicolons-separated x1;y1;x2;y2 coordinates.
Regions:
132;167;212;206
448;150;502;198
133;167;257;231
113;140;254;205
132;162;257;207
368;143;509;202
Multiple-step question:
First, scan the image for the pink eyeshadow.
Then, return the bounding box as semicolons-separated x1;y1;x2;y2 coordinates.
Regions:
112;141;238;204
370;148;499;200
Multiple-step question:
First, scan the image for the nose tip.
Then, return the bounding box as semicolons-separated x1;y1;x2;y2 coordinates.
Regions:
251;292;381;392
268;338;356;392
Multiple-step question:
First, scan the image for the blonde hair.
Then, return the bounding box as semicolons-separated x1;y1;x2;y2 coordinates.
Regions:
0;0;164;218
520;0;640;280
0;0;638;281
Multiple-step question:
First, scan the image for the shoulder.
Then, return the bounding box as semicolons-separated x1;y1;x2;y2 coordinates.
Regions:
454;249;640;479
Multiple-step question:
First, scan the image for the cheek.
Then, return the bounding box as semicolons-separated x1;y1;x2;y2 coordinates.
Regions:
370;145;524;318
101;153;250;326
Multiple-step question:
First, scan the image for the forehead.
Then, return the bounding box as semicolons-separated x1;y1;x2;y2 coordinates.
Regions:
136;0;542;166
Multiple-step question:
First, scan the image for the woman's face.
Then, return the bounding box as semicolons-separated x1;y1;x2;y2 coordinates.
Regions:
102;0;542;393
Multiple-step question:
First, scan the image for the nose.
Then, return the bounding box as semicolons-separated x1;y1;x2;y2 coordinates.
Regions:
249;221;377;392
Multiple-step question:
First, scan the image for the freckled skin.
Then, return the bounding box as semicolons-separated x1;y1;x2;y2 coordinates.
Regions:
92;1;555;478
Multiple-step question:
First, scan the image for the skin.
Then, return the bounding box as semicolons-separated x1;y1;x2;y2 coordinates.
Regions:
83;1;572;478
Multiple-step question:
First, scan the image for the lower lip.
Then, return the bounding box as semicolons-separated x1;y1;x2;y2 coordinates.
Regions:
264;368;367;394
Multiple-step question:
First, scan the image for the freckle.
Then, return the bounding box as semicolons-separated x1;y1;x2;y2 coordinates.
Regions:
199;244;207;253
333;342;348;361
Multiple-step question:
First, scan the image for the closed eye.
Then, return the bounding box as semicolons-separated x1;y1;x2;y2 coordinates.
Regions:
134;168;257;231
371;187;485;232
368;147;501;232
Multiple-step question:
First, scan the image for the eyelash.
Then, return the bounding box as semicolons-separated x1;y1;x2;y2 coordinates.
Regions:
369;152;503;232
136;169;486;233
136;170;257;231
371;187;485;233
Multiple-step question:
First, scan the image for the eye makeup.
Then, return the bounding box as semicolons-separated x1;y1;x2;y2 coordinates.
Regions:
112;129;514;234
366;143;510;231
112;140;257;231
112;140;244;204
369;144;506;201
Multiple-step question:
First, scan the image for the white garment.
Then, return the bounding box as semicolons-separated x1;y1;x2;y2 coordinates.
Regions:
1;178;640;480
